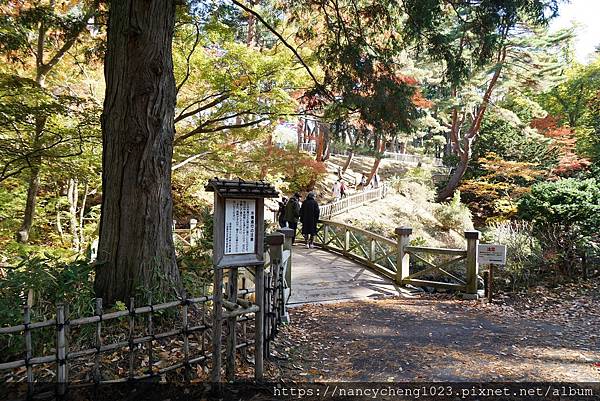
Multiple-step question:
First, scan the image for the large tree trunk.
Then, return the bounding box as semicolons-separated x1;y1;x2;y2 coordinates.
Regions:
341;150;354;174
341;132;360;174
95;0;181;304
436;48;506;202
436;142;470;202
314;124;325;162
16;163;40;243
366;138;385;185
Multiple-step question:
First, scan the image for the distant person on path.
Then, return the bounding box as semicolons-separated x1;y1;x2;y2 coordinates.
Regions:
300;191;320;248
373;173;380;189
332;180;342;201
337;166;343;180
340;180;347;198
284;193;301;245
276;197;288;228
359;174;367;191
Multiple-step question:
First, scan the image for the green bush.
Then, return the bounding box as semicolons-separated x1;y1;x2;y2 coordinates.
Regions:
517;179;600;278
433;191;474;232
0;256;95;360
518;178;600;234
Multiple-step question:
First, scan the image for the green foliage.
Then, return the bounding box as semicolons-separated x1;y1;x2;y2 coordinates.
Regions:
517;178;600;233
0;256;94;359
517;178;600;277
402;0;560;85
471;107;558;169
433;191;474;232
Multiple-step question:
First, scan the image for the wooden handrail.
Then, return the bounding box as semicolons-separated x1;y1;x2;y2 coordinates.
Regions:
319;219;397;246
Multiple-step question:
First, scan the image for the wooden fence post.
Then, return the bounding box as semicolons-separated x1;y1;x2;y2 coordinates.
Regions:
464;230;481;299
94;298;102;384
344;228;350;251
254;262;264;381
56;304;66;395
23;305;33;392
189;218;198;246
277;227;294;297
395;227;412;284
322;224;330;249
226;267;238;382
266;233;284;359
128;298;135;380
211;266;223;383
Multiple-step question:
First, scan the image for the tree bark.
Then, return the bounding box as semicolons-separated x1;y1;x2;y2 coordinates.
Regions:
436;140;471;201
366;138;385;185
94;0;181;304
67;178;80;252
436;48;507;202
16;163;40;243
341;132;360;174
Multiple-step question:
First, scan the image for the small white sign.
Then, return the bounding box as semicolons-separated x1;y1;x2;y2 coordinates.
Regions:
224;199;256;255
478;244;507;265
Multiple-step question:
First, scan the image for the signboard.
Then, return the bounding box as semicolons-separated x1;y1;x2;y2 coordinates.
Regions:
478;244;507;265
224;199;256;255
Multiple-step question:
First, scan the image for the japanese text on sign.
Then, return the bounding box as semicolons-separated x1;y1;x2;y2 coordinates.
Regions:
478;244;507;265
224;199;256;255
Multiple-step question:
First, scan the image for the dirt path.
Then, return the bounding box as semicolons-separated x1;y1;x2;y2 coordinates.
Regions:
268;289;600;382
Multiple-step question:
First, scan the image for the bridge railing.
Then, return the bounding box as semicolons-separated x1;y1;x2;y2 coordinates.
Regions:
320;185;387;219
383;151;444;167
313;222;481;297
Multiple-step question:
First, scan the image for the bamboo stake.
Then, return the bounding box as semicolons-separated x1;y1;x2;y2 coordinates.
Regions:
226;268;238;381
94;298;102;384
254;264;264;380
56;304;66;395
128;298;135;380
23;305;33;392
211;267;223;382
241;277;247;362
64;304;70;383
182;300;190;382
147;294;154;378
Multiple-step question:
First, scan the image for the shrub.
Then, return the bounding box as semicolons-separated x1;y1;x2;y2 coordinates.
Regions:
518;178;600;276
0;256;95;359
433;191;474;232
484;221;544;290
517;178;600;235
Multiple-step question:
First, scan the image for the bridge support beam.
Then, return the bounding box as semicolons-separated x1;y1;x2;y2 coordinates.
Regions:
395;227;412;284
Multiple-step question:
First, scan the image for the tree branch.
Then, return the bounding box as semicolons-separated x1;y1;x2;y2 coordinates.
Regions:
230;0;329;98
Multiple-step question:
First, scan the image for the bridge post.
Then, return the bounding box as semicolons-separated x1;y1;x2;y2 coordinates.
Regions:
189;218;198;246
266;233;284;353
395;227;412;284
277;227;294;302
464;230;481;299
322;223;330;249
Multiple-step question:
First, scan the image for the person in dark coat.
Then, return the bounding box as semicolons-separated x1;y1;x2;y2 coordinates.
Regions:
284;193;301;244
276;197;288;228
300;191;320;248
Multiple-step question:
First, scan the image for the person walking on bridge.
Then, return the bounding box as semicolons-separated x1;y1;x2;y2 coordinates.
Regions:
300;191;320;248
284;192;301;245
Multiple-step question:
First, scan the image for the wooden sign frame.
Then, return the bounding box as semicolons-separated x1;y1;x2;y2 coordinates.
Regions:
206;179;278;268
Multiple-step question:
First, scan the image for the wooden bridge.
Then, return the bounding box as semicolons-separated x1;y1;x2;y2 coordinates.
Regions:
286;220;482;306
1;188;483;392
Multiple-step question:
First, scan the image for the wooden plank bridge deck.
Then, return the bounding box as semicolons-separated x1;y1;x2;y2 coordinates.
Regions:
288;245;408;305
